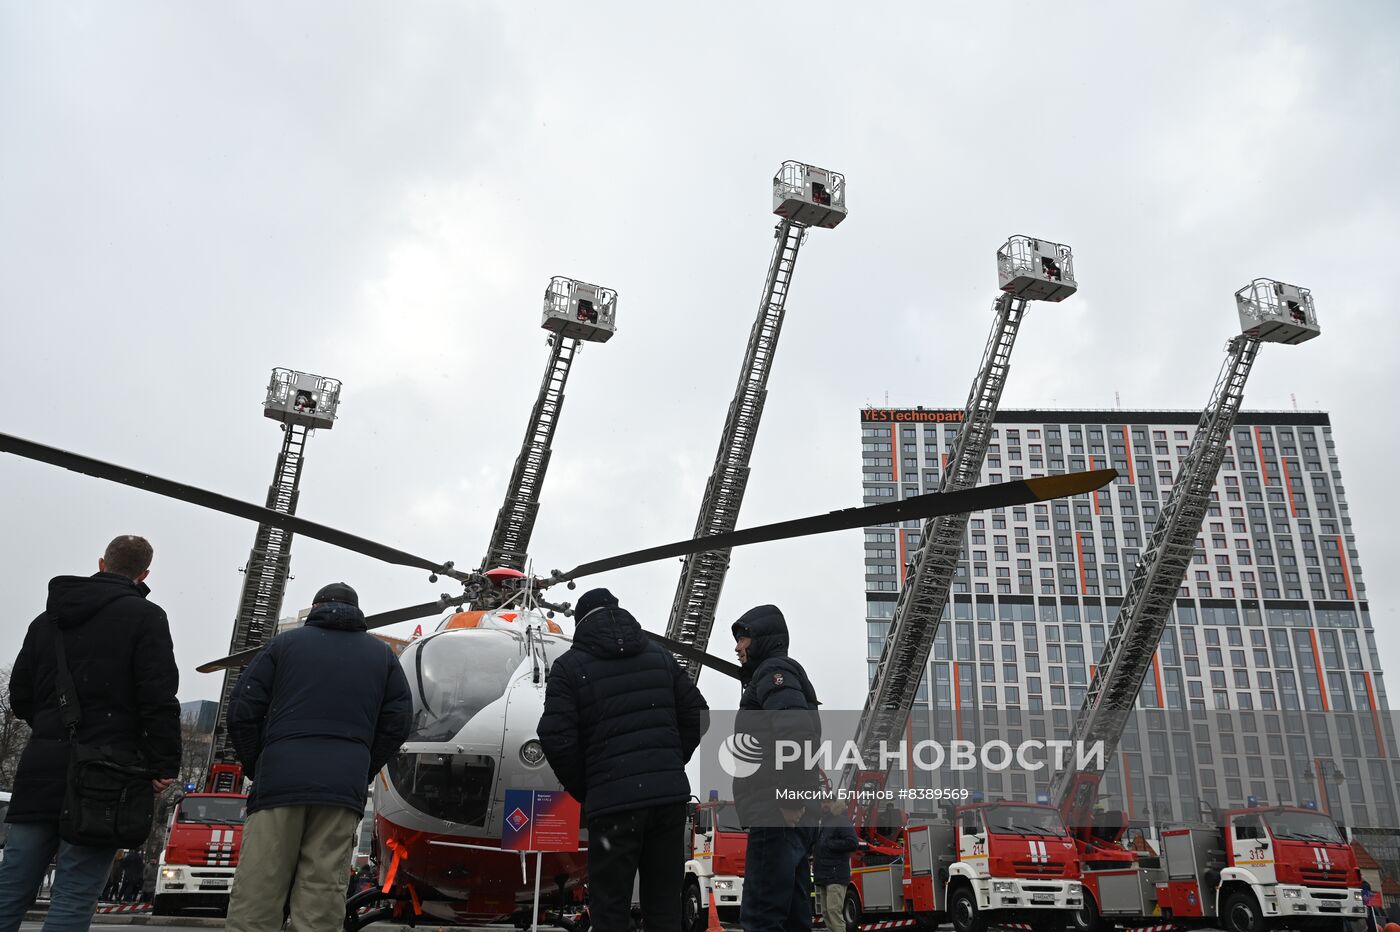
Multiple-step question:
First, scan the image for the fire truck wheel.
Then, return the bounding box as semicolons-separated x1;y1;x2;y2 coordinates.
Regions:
843;888;862;930
1073;892;1107;932
1223;890;1264;932
950;885;988;932
682;880;702;931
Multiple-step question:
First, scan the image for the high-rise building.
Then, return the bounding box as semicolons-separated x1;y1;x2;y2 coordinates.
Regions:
860;407;1395;830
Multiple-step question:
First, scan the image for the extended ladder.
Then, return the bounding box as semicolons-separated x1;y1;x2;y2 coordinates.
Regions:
478;335;579;577
851;293;1028;765
1053;278;1321;827
664;162;845;680
1052;336;1259;824
664;219;807;680
847;235;1077;785
206;423;309;789
474;277;616;609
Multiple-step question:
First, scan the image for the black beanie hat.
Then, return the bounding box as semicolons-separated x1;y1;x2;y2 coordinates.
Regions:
575;587;618;619
313;582;359;607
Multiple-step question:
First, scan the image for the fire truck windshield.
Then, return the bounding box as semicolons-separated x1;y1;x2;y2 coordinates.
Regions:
178;796;247;825
715;804;743;832
984;805;1068;837
403;632;525;742
1265;810;1344;843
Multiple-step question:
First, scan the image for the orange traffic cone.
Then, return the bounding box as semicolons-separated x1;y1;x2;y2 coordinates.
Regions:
705;884;724;932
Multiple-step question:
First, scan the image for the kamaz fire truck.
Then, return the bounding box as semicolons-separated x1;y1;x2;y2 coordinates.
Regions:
847;790;1083;932
153;767;247;916
682;794;747;927
1053;281;1362;932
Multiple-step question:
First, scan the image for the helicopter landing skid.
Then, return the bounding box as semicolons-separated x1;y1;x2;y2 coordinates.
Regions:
344;886;415;932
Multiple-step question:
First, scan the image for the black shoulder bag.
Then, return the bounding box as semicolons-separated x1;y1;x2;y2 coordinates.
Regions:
52;625;155;847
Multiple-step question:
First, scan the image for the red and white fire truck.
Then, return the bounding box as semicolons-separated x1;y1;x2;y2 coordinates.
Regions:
1073;803;1362;932
682;794;747;927
152;764;247;916
1050;287;1359;932
846;782;1083;932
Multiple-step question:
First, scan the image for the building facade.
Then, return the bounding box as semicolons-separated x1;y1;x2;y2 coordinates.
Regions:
861;407;1397;830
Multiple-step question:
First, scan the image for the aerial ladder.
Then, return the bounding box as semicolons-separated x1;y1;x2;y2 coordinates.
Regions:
1046;282;1344;932
205;368;341;791
1051;278;1321;828
665;161;846;681
472;277;616;608
847;236;1077;782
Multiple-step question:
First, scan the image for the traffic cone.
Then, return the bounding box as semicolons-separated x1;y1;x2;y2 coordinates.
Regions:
705;884;724;932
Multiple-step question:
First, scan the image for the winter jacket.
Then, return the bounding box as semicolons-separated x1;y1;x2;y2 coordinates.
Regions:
731;604;821;828
813;811;859;885
227;600;412;815
537;589;709;820
6;573;181;823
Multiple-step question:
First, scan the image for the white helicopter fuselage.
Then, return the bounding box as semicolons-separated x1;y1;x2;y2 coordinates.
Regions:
372;609;586;922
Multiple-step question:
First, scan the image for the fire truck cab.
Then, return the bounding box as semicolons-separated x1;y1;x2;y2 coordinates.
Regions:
682;797;746;927
153;792;247;916
1155;806;1364;932
850;801;1083;932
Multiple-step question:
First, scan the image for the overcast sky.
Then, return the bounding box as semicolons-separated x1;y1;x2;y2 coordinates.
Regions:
2;2;1398;712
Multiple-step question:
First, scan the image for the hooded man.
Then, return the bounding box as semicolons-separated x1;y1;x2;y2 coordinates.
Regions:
731;604;821;932
224;582;411;932
538;588;708;932
0;535;180;932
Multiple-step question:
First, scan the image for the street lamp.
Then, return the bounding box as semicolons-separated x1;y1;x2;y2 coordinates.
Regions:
1302;759;1348;832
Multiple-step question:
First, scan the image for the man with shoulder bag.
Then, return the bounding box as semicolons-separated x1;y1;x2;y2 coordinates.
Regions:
0;536;181;932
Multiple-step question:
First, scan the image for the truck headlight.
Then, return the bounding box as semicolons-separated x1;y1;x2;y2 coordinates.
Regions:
1281;888;1302;899
1355;891;1365;902
714;880;733;890
161;868;178;879
993;881;1015;893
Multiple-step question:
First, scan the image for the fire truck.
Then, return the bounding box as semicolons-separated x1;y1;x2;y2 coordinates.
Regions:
837;238;1083;930
153;765;247;916
682;794;747;927
847;787;1083;932
1051;281;1362;932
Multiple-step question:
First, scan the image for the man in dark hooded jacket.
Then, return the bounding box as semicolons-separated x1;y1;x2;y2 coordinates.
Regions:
537;588;708;932
731;604;821;932
0;535;180;932
224;582;411;932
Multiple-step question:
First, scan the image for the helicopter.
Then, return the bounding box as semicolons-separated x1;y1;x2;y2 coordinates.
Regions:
0;428;1114;926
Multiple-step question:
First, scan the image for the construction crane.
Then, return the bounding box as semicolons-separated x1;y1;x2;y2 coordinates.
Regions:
1052;278;1321;830
204;368;341;792
664;160;846;681
472;277;616;608
847;236;1076;779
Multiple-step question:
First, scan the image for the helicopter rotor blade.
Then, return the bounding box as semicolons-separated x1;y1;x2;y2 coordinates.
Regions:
0;431;458;578
549;469;1117;584
644;631;744;680
196;598;462;673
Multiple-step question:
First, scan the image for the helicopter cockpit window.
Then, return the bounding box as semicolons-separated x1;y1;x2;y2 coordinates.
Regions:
403;633;526;742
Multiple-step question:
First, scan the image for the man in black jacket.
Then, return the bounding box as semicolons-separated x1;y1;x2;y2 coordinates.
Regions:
0;535;181;932
224;583;411;932
731;604;821;932
538;588;708;932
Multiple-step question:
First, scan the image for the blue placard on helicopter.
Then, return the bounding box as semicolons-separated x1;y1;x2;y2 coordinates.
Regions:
502;789;581;852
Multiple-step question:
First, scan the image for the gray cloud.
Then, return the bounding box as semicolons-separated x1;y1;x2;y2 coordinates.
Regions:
1;2;1397;717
